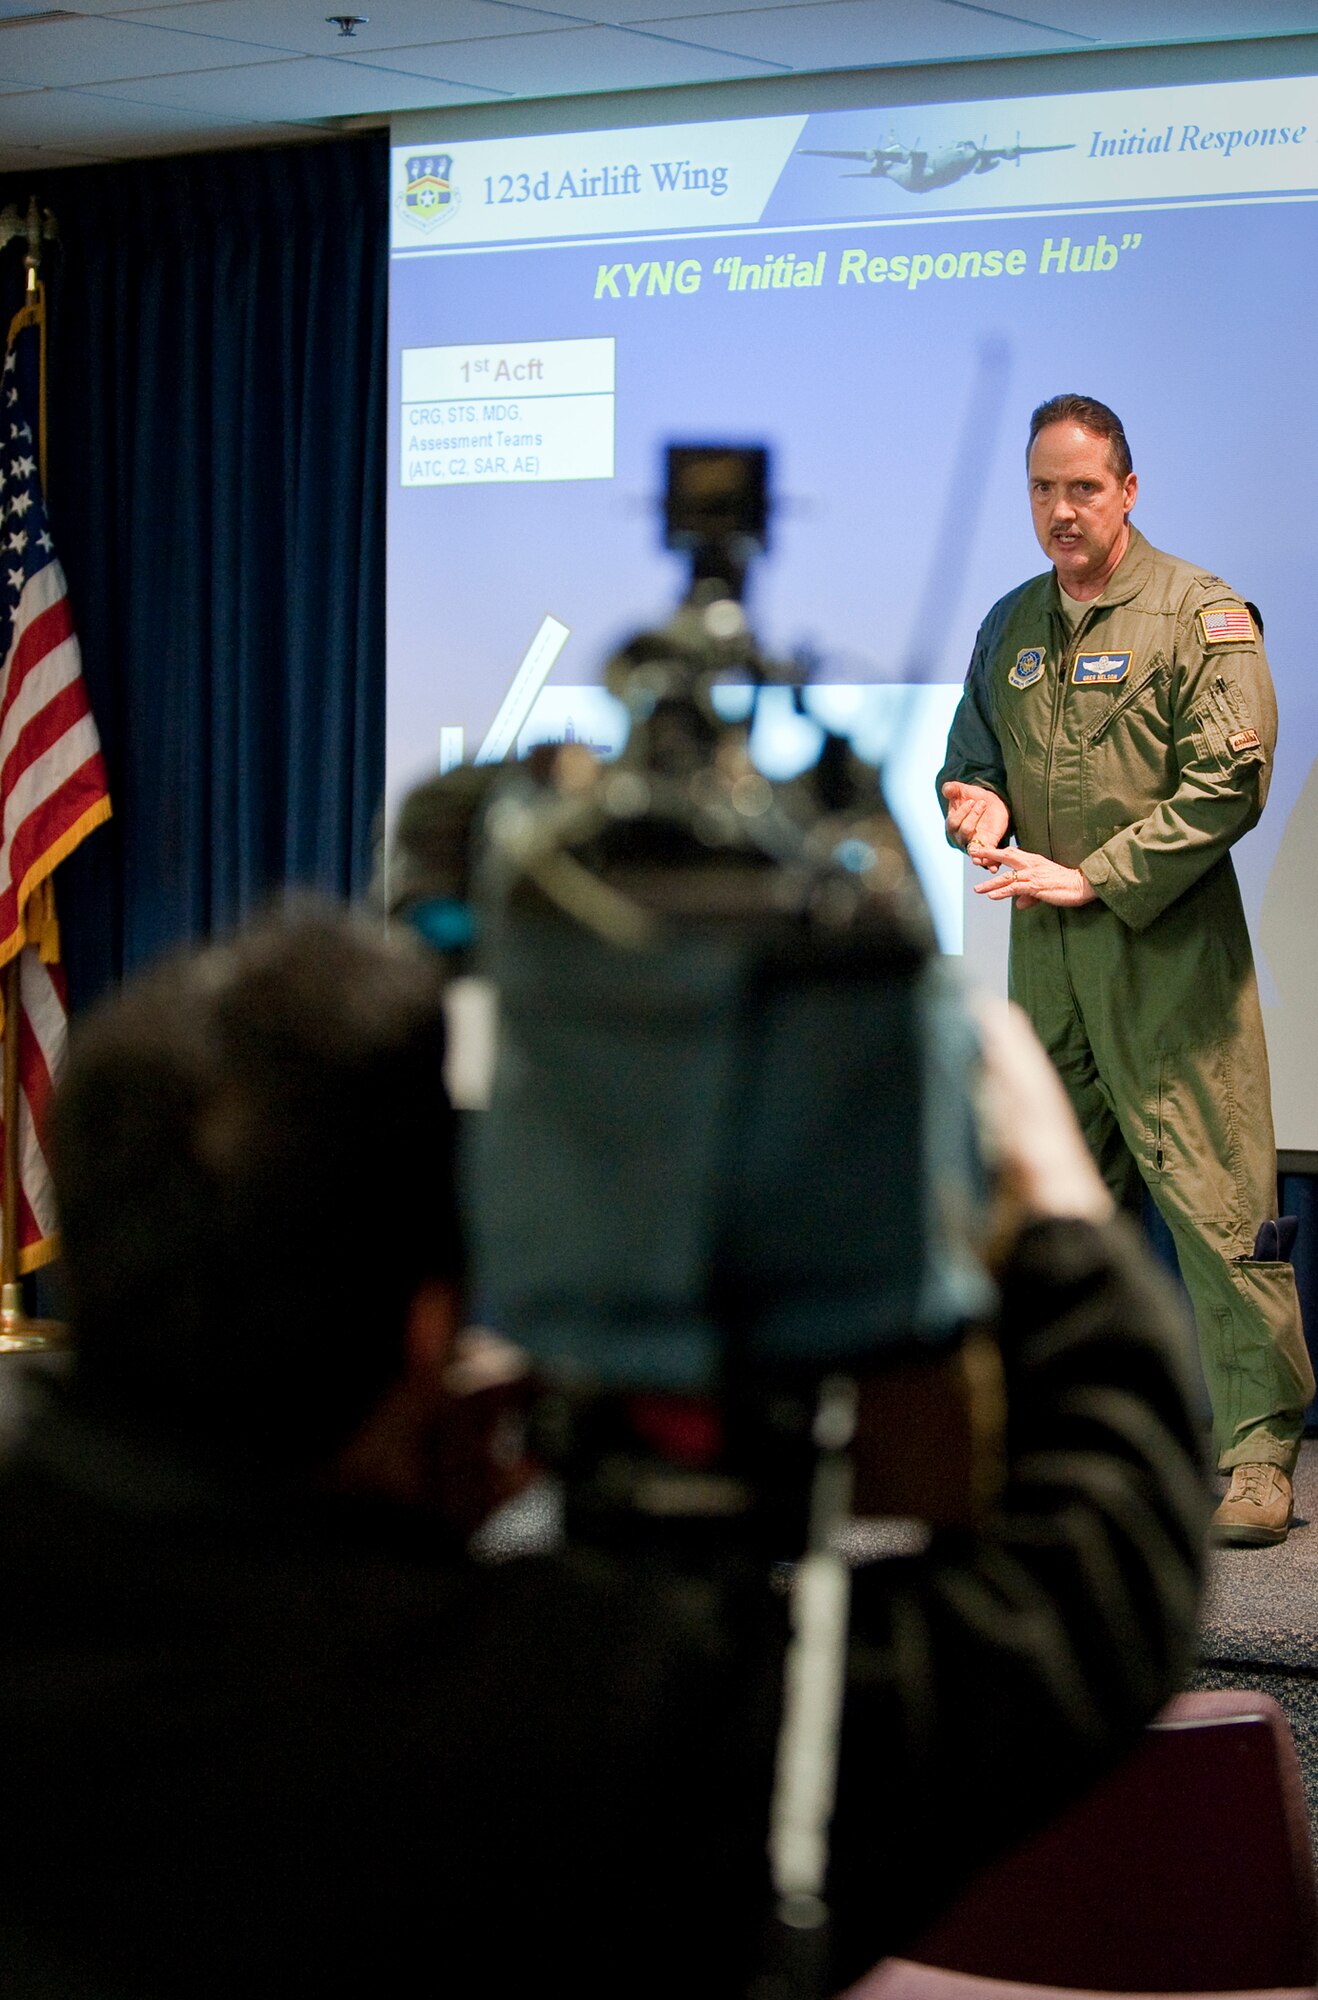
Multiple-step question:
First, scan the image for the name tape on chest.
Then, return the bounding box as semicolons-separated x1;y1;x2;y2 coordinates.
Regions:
1198;604;1256;647
1008;647;1046;690
1072;651;1132;685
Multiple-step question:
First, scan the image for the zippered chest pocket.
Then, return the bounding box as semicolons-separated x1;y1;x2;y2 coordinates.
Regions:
1086;659;1163;747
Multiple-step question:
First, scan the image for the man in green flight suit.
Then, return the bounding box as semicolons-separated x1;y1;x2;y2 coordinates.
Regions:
938;393;1314;1546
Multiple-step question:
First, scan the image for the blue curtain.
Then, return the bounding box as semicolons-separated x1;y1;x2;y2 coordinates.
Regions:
0;135;387;1007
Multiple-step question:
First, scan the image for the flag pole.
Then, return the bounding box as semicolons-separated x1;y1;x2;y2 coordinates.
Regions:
0;219;68;1350
1;956;19;1303
0;951;59;1348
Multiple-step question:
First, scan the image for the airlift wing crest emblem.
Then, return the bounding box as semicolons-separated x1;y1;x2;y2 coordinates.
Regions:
399;153;460;232
1008;647;1045;689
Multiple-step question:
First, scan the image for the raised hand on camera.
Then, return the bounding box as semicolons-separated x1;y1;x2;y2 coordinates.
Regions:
335;1290;536;1537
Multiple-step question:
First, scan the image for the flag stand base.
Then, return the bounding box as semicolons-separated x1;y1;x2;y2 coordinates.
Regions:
0;1281;67;1353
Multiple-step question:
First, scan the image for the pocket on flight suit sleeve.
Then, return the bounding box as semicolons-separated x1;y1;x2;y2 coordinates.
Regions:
1186;679;1267;774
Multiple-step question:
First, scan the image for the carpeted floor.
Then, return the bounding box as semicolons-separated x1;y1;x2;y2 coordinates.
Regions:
1194;1437;1318;1858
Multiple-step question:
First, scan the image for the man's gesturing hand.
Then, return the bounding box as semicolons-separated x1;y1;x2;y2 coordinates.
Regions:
941;781;1010;864
971;847;1096;910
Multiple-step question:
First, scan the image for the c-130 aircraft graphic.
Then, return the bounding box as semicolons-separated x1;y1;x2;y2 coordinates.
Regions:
799;132;1073;194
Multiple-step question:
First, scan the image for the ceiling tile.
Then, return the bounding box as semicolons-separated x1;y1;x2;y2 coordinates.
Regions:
0;1;1315;168
514;0;1035;22
1018;0;1318;39
636;1;1086;72
77;52;509;117
0;77;291;158
0;142;110;170
113;1;569;56
356;22;793;95
565;0;865;17
0;13;295;85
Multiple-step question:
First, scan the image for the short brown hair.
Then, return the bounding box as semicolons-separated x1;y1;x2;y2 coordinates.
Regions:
53;898;458;1465
1027;395;1133;480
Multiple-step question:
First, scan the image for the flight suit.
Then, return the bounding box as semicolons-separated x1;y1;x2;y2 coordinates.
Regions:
939;526;1314;1471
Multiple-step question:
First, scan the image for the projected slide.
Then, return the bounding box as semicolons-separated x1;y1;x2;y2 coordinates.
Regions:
388;70;1318;1138
401;338;616;487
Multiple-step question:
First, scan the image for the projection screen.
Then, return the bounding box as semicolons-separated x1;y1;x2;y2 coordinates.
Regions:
388;58;1318;1151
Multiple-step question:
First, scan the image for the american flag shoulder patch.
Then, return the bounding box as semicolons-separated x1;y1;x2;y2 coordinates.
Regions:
1198;604;1256;647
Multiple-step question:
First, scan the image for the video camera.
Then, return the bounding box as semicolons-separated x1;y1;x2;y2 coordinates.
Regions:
385;444;996;1519
387;445;1006;1990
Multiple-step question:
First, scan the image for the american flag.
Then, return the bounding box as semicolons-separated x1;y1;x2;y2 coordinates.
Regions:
1200;604;1256;646
1;288;111;1272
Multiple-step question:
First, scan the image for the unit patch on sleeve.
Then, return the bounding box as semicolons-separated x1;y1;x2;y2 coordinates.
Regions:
1198;604;1256;647
1229;728;1262;753
1008;647;1046;689
1072;651;1132;685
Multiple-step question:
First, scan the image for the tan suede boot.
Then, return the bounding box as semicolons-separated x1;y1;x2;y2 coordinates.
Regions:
1210;1464;1293;1547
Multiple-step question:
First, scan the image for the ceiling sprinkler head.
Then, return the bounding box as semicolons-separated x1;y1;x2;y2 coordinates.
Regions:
326;14;368;35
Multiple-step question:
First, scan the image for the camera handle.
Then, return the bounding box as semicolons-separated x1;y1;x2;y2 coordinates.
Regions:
758;1373;857;2000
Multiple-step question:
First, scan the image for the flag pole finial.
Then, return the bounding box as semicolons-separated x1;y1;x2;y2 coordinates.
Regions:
0;196;57;284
